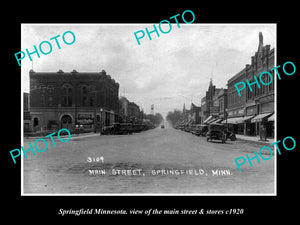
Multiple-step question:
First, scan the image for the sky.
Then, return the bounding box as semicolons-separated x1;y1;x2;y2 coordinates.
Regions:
21;24;276;118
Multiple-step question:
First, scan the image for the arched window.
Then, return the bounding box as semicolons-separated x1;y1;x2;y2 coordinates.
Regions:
269;70;274;92
80;86;88;106
62;84;73;106
61;114;73;130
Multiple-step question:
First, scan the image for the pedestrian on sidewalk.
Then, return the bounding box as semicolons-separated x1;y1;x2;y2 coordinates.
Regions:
259;124;267;141
75;124;79;136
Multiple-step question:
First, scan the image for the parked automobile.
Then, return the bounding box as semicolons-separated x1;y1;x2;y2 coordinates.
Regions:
132;124;143;133
184;124;193;133
190;124;202;135
102;123;133;135
190;125;199;135
197;124;208;136
225;130;236;141
206;123;227;143
101;124;114;135
180;123;188;131
161;124;165;128
119;123;134;134
175;123;183;130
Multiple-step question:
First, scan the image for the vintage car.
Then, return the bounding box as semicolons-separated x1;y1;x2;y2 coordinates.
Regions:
206;123;227;143
224;130;236;141
184;124;193;133
102;123;133;135
190;124;199;135
190;124;202;136
196;124;208;136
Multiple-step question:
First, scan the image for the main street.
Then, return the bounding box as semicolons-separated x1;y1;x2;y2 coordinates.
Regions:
23;123;275;194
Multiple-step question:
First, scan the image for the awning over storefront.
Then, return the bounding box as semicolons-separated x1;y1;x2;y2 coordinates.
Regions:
251;112;273;123
240;115;255;123
221;117;243;124
187;119;194;125
207;118;218;124
203;115;213;124
214;118;223;123
268;114;275;122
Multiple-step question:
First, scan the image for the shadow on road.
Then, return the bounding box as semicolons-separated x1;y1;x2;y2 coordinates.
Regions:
206;140;234;144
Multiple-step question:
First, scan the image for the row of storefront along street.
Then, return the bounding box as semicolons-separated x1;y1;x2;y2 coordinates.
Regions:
23;32;274;138
181;32;274;138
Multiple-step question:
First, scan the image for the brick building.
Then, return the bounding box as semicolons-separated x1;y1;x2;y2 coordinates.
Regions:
226;68;247;134
218;89;228;121
23;92;31;132
225;32;274;137
28;69;120;132
119;96;142;123
189;103;201;124
201;79;223;123
245;32;275;137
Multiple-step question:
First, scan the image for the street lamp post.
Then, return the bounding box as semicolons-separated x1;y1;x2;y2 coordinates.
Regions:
100;108;103;135
225;108;228;129
94;91;97;133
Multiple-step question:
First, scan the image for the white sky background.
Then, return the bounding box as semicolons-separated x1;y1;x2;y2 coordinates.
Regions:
21;24;275;118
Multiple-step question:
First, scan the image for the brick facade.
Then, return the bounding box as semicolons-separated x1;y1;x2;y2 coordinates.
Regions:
29;69;119;132
226;32;274;136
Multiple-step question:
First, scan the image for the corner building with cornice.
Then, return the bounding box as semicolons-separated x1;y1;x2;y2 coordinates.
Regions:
28;69;120;133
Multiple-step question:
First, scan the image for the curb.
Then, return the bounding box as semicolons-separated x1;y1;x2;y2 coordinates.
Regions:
23;132;99;140
237;137;275;145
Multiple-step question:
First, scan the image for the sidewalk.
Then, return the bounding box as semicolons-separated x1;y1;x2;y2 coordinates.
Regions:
23;131;100;140
236;134;274;145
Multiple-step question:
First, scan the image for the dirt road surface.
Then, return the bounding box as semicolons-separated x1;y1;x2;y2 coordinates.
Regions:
23;124;275;194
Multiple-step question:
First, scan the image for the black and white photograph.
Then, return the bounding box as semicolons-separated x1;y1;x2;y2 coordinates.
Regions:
21;23;276;195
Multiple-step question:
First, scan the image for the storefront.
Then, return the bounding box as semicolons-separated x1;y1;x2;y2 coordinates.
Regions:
251;112;274;138
77;113;94;129
221;116;243;134
267;113;275;138
202;115;213;124
242;115;255;136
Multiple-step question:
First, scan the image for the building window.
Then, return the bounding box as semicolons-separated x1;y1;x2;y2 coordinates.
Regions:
81;86;88;106
246;86;249;100
33;117;39;130
90;95;95;107
62;84;72;106
82;96;87;106
89;85;96;107
260;73;269;95
269;70;274;92
48;96;53;106
47;85;54;106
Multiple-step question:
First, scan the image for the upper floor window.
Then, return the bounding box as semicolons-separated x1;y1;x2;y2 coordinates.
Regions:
269;70;275;92
81;86;88;106
62;84;72;106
